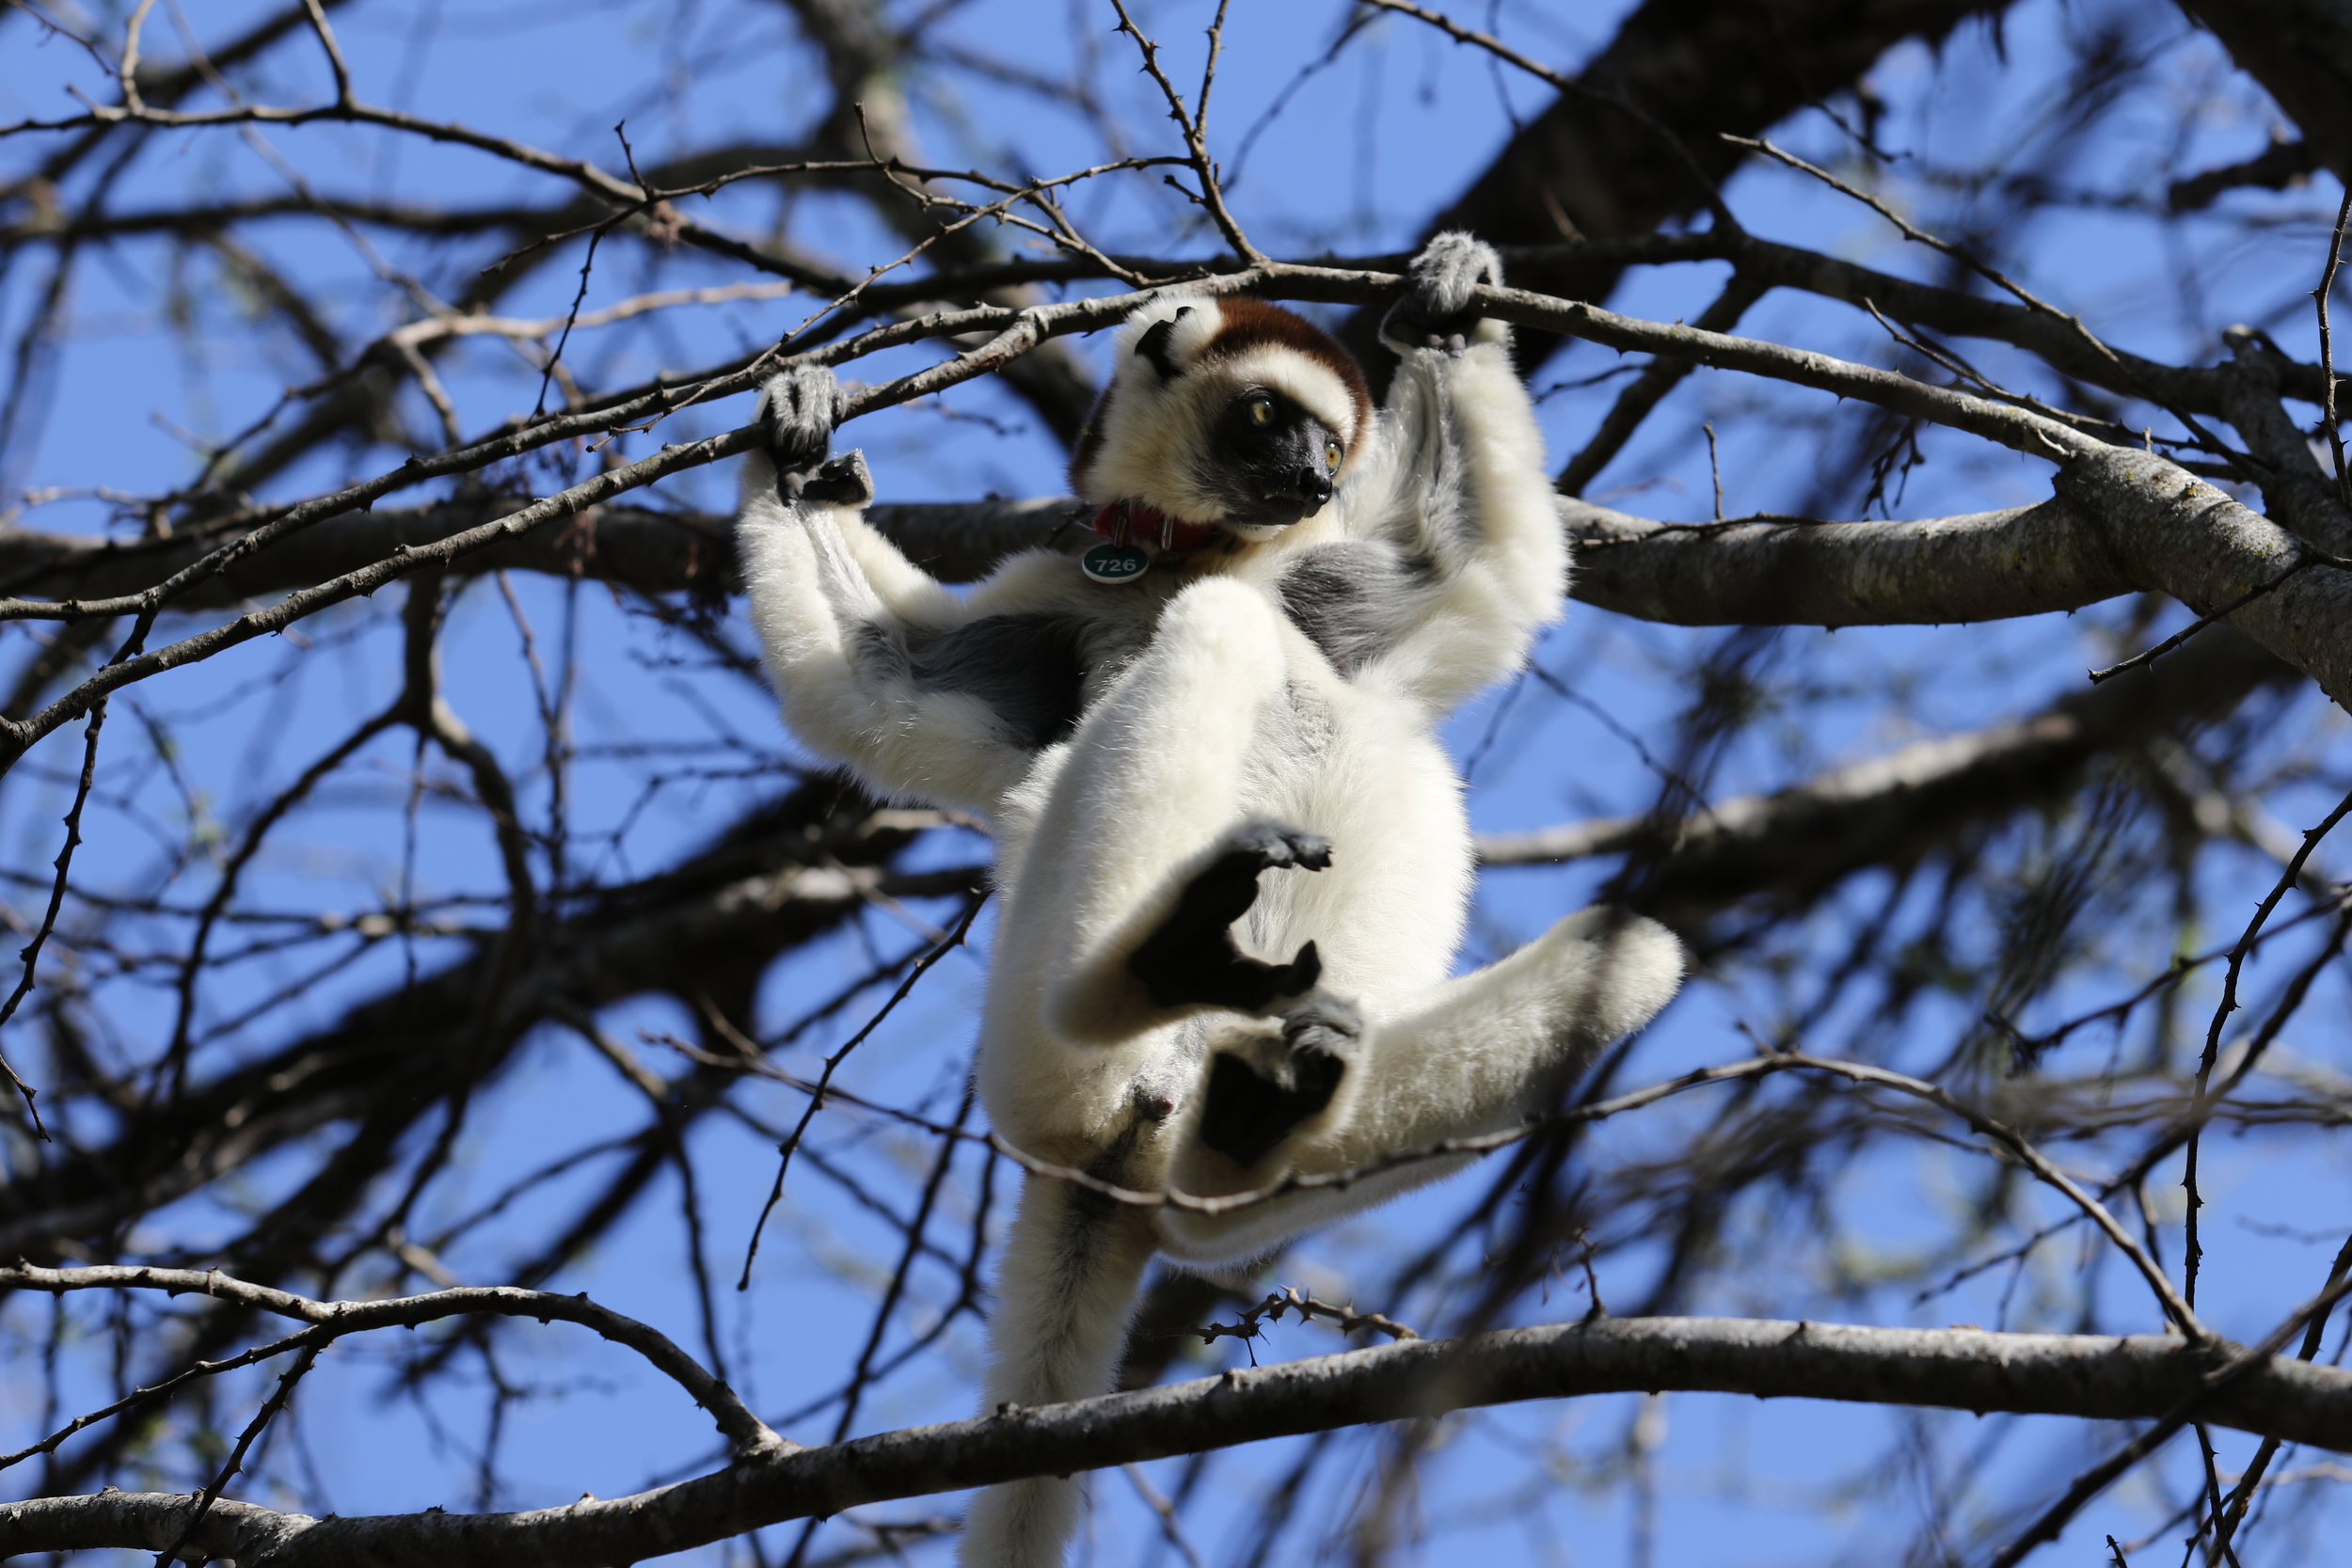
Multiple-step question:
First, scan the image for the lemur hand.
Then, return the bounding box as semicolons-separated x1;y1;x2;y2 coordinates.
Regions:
1380;231;1506;354
755;363;873;507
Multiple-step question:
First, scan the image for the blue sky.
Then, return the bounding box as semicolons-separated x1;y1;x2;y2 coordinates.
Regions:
3;1;2350;1562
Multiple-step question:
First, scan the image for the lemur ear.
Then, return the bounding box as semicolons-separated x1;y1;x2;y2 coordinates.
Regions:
1133;306;1194;381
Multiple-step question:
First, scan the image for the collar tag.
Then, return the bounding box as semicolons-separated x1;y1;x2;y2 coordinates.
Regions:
1081;541;1152;584
1083;500;1219;576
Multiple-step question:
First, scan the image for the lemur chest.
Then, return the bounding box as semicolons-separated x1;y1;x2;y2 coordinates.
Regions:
1271;541;1431;677
1239;673;1438;825
901;543;1423;754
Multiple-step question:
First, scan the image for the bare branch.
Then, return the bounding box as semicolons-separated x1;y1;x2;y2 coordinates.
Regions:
1561;494;2130;626
0;1264;786;1460
295;0;350;105
0;691;103;1135
2169;135;2315;212
7;1317;2346;1567
1476;628;2289;917
1727;134;2121;366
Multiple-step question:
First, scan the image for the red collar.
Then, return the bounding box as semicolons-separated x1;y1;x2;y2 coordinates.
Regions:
1089;500;1221;554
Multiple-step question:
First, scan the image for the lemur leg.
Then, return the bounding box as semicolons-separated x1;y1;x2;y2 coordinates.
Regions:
739;365;1034;812
960;1176;1159;1568
1191;990;1361;1167
1004;577;1333;1048
1160;906;1684;1261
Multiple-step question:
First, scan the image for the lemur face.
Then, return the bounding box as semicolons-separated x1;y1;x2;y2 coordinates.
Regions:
1203;387;1345;529
1068;296;1373;536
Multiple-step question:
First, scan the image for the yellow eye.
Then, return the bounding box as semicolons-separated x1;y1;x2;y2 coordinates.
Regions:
1248;399;1272;426
1325;440;1342;469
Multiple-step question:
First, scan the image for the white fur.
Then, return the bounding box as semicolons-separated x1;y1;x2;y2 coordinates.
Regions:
735;237;1684;1568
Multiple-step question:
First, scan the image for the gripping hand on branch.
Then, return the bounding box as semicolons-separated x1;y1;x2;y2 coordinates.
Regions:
1380;231;1509;355
755;363;873;508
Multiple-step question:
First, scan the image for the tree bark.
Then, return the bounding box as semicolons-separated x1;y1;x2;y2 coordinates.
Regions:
7;1316;2344;1567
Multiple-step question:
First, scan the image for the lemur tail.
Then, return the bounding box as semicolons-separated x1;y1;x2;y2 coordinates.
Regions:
959;1175;1159;1568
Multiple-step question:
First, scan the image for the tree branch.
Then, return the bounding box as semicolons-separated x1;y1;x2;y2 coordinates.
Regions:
2177;0;2352;184
1560;495;2132;626
1476;628;2291;918
6;269;2346;775
0;786;977;1263
0;1264;784;1460
1338;0;2010;374
5;1317;2344;1566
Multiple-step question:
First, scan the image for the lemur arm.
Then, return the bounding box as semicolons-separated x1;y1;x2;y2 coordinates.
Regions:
738;366;1040;814
1351;234;1569;711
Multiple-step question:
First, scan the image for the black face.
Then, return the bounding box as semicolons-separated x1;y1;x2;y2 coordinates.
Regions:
1203;388;1344;530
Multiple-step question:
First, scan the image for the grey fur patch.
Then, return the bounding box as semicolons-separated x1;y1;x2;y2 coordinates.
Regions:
908;613;1092;750
851;620;911;684
1277;543;1425;676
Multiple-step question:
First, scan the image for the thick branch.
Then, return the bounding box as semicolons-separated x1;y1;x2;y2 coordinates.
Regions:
0;490;2140;629
5;1317;2345;1566
2054;447;2352;708
0;499;1089;607
1563;495;2130;626
1478;628;2291;919
2179;0;2352;184
1340;0;2010;373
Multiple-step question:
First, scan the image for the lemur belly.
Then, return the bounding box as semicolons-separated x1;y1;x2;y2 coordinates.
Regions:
1235;673;1470;1013
975;675;1467;1165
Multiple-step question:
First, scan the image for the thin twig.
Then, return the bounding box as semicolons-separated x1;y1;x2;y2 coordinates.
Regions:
1105;0;1263;264
0;1264;786;1459
116;0;158;113
2184;783;2352;1311
296;0;351;104
1728;134;2121;366
1126;1464;1207;1568
731;1038;2202;1332
2087;554;2339;684
2317;185;2352;515
1174;1286;1422;1355
152;1343;320;1568
0;693;107;1138
2211;1230;2352;1557
737;892;988;1289
1985;1267;2352;1566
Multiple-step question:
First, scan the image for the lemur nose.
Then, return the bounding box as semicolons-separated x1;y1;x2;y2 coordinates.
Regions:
1297;467;1333;504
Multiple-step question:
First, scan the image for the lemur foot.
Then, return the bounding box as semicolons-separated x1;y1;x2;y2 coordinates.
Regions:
1128;820;1331;1013
1199;990;1362;1168
756;364;873;506
1380;231;1504;353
